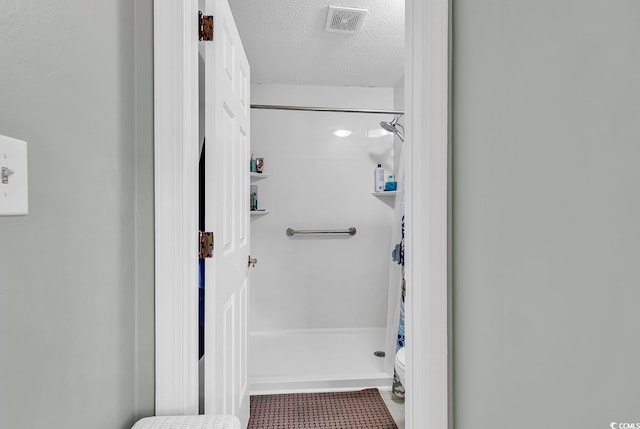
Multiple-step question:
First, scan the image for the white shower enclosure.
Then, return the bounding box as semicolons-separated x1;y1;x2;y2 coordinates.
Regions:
248;84;403;394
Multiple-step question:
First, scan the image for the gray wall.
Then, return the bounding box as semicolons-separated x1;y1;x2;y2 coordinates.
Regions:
133;0;156;421
453;1;640;428
0;0;155;427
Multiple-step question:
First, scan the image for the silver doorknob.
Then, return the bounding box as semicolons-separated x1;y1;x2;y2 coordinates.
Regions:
248;255;257;268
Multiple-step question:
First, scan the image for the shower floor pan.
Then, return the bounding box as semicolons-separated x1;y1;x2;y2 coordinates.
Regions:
249;328;393;395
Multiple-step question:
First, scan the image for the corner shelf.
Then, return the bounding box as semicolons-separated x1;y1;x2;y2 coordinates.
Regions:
250;172;271;180
250;210;271;216
372;191;399;197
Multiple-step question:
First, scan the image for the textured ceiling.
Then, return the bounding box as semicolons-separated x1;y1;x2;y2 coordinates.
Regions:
228;0;405;87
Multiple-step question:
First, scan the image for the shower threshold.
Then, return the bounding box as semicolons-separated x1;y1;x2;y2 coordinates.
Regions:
249;328;393;395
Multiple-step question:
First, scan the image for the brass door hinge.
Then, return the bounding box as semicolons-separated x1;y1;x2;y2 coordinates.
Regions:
199;12;214;41
199;232;214;258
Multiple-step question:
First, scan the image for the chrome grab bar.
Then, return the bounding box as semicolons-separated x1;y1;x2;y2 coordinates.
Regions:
286;227;357;237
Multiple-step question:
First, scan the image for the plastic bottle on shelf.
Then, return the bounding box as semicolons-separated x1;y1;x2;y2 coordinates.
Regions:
250;185;258;210
374;164;385;192
385;175;397;191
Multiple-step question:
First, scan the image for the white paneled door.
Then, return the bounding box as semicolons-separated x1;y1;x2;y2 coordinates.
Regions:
203;0;251;426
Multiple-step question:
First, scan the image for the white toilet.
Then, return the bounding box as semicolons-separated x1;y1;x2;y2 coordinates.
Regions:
395;347;406;387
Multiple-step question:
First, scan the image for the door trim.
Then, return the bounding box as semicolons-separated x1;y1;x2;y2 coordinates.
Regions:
152;0;452;425
404;1;451;428
153;0;200;415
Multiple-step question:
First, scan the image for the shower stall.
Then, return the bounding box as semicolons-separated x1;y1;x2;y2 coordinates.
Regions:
248;84;405;394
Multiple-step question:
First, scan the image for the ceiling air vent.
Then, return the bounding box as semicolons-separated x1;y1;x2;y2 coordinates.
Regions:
325;6;368;34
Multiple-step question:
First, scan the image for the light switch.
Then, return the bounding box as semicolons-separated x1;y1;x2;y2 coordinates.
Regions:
0;135;28;216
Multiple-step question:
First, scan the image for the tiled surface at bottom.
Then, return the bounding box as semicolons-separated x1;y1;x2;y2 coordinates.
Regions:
379;390;405;429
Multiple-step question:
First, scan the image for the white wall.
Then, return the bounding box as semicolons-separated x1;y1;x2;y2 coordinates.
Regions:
249;84;396;331
392;77;405;175
453;1;640;427
0;0;155;427
393;77;405;111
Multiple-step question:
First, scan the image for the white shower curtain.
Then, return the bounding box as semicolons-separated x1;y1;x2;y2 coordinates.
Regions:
384;140;405;376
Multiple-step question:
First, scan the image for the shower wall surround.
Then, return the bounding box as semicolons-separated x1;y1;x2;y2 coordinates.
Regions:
250;84;396;331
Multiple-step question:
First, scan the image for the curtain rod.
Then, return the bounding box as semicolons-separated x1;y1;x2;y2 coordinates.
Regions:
250;104;404;115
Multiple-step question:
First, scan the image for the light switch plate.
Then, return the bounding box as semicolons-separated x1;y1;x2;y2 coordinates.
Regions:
0;135;28;216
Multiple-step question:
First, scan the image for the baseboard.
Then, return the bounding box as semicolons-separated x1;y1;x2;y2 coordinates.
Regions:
250;373;393;396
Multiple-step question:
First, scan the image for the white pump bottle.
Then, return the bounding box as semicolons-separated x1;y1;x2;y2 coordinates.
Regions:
374;164;385;192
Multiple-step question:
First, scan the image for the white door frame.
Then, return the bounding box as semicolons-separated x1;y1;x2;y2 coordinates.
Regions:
153;0;200;416
404;1;450;428
152;0;451;427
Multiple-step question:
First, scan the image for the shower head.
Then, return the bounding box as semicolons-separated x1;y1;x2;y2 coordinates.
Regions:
380;114;405;142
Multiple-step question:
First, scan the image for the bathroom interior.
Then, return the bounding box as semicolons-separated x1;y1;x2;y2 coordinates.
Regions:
200;1;407;426
248;85;406;425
